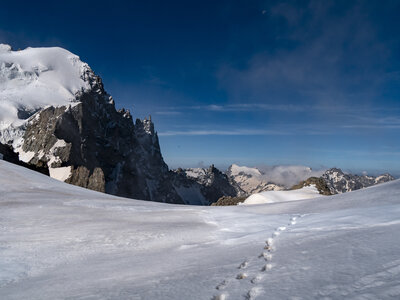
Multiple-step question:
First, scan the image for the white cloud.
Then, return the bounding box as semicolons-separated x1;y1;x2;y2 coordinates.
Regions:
256;164;326;187
158;129;288;136
155;111;182;115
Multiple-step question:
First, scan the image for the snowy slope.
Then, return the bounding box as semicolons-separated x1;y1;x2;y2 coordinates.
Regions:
1;160;400;299
242;185;322;205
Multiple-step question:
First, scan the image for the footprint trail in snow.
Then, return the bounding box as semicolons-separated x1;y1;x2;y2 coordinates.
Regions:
212;214;304;300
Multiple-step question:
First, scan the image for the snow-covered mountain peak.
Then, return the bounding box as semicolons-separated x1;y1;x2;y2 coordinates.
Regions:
228;164;263;177
0;45;93;132
226;164;284;195
0;44;12;53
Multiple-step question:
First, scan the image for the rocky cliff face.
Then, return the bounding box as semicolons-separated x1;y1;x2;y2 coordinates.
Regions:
172;165;237;205
321;168;395;194
14;72;183;203
0;44;184;203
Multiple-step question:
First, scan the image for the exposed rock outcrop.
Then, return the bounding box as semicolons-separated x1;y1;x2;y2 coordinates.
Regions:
16;76;183;203
0;142;49;175
172;165;237;205
0;44;184;203
211;196;247;206
290;177;332;195
321;168;395;194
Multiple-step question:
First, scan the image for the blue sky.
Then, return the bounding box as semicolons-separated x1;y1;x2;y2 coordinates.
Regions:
1;0;399;175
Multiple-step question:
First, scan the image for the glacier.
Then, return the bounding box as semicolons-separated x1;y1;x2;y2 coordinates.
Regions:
1;159;400;299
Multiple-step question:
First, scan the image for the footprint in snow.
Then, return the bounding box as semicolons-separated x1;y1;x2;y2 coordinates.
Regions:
265;238;274;246
289;216;299;225
260;252;272;261
236;273;248;280
238;261;248;269
272;231;280;237
250;274;263;284
245;287;262;300
212;292;228;300
261;263;273;272
216;280;228;290
264;238;274;251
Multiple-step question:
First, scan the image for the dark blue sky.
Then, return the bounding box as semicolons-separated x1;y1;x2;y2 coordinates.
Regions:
1;0;400;175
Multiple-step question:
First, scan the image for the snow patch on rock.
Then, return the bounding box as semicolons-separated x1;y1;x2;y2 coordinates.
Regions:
49;166;72;182
17;149;36;163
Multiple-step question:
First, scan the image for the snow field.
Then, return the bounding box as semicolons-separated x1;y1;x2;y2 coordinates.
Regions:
1;160;400;299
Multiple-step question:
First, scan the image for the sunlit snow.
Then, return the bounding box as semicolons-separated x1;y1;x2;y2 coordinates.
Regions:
1;160;400;299
0;44;90;134
242;185;322;205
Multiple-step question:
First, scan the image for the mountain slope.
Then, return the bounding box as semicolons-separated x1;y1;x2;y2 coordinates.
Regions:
0;44;183;203
1;160;400;299
172;165;237;205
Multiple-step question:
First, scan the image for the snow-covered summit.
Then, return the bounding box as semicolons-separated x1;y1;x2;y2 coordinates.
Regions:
228;164;263;177
0;44;93;133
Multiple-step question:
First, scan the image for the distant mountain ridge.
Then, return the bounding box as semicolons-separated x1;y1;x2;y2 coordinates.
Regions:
212;164;395;205
322;168;395;194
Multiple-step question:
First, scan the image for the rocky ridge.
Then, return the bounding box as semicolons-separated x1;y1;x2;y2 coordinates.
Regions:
172;165;237;205
321;168;395;194
290;177;332;195
0;44;184;203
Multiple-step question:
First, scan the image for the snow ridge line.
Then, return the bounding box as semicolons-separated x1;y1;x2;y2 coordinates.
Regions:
212;214;304;300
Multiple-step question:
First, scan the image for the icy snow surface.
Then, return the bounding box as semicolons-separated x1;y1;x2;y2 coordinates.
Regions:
1;160;400;299
242;185;322;205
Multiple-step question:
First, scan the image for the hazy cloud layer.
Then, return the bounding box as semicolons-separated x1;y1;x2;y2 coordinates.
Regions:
256;165;326;187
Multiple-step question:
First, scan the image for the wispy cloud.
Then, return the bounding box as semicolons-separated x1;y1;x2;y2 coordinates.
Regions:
155;103;350;114
158;129;289;136
152;103;400;116
341;124;400;129
197;103;308;112
256;164;326;187
216;1;390;108
154;111;182;116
